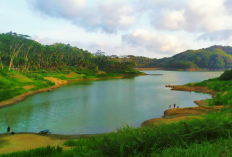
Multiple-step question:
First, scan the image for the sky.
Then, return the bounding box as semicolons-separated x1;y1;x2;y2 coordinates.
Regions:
1;0;232;59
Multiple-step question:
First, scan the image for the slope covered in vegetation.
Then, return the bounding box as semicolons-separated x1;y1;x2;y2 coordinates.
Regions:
0;32;139;74
0;32;144;103
133;45;232;70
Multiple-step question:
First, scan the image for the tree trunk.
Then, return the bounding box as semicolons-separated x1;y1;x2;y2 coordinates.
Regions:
0;56;3;69
9;43;24;70
9;57;14;70
25;53;28;70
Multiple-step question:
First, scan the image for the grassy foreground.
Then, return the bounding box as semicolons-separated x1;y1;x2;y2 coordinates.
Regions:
1;107;232;157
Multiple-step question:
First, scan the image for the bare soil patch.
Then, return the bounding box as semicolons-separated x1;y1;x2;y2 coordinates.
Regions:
23;85;35;90
141;116;203;127
44;77;68;86
0;134;67;154
96;71;106;74
0;133;108;154
65;72;79;78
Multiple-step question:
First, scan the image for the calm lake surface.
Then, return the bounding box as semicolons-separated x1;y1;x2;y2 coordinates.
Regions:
0;70;223;135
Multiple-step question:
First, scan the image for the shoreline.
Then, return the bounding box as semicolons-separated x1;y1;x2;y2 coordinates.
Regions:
0;77;224;136
141;83;227;127
134;67;227;72
0;74;146;109
0;81;229;154
0;77;69;109
0;132;108;139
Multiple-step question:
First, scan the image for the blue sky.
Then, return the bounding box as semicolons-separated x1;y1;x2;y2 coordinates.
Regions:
1;0;232;58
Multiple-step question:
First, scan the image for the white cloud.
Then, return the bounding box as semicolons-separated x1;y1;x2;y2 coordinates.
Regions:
154;10;185;30
186;0;230;32
28;0;86;18
3;0;232;59
27;0;137;34
135;0;232;34
122;29;186;54
100;1;136;27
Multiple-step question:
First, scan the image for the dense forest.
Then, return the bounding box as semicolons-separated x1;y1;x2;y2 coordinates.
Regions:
2;32;232;72
0;32;138;74
133;46;232;70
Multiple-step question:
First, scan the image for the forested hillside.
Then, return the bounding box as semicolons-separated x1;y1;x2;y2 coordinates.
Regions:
134;46;232;70
2;32;231;72
0;32;137;73
0;32;145;103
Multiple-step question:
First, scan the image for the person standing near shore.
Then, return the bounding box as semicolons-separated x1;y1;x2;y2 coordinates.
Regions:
174;103;176;108
7;126;10;133
169;105;171;109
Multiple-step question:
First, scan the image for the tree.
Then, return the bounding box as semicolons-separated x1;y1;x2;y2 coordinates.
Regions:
8;35;25;70
219;69;232;81
0;51;3;69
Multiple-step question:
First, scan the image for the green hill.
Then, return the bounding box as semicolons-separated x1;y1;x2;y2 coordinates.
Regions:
134;45;232;70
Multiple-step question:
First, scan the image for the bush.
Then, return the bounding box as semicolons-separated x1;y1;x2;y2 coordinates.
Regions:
219;69;232;81
63;139;79;147
0;69;8;77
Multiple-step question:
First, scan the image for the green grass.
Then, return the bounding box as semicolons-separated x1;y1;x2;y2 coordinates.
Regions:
0;69;55;102
186;74;232;107
11;75;33;83
150;136;232;157
2;107;232;156
63;139;79;147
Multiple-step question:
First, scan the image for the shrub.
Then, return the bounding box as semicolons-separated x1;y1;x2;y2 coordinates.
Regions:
219;69;232;81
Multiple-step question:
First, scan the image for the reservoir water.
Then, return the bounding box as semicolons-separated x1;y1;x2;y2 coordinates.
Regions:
0;70;223;134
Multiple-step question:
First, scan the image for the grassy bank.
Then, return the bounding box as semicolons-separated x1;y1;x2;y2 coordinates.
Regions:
0;68;145;103
0;70;55;102
186;77;232;107
1;107;232;156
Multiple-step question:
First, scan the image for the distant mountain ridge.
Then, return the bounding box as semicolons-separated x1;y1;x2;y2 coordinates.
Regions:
134;45;232;70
